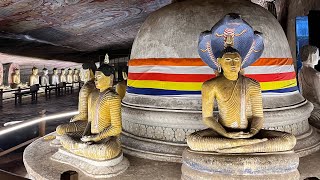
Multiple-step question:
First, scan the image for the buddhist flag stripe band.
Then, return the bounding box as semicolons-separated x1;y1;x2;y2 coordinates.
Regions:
127;58;298;95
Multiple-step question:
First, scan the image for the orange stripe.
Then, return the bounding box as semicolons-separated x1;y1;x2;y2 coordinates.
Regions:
129;58;294;66
251;58;293;66
129;58;206;66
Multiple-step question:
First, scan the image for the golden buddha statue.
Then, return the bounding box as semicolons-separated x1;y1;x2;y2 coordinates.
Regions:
11;68;21;89
56;63;97;135
67;68;73;83
73;68;80;83
116;67;128;100
29;67;39;86
59;69;67;83
187;46;296;153
51;68;59;85
57;64;122;160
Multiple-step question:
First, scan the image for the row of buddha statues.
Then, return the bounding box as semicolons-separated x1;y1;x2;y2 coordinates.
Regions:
51;15;300;180
10;67;81;89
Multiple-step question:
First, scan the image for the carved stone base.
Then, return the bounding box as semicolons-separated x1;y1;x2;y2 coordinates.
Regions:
51;149;129;178
181;148;300;180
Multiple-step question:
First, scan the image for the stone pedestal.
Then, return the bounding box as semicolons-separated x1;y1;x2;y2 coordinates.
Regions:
181;148;300;180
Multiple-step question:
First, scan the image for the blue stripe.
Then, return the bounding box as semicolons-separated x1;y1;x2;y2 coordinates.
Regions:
127;86;299;96
262;86;299;93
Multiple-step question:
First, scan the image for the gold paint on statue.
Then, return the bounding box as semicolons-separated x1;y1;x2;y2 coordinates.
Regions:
187;50;296;153
116;71;128;100
57;66;122;160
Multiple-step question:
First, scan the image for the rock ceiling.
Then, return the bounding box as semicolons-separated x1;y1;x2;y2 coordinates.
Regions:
0;0;173;62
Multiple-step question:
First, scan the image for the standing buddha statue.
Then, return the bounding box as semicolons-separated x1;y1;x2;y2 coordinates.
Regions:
59;69;67;83
57;64;122;160
40;68;50;86
73;68;80;83
51;68;59;85
29;67;39;86
67;68;73;83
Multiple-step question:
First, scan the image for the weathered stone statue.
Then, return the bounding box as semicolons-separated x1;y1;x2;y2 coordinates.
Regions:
73;68;80;83
40;68;50;86
51;68;59;85
56;63;97;134
29;67;39;86
116;67;128;100
11;68;21;89
59;69;67;83
57;64;122;160
66;68;73;83
181;14;299;180
298;45;320;129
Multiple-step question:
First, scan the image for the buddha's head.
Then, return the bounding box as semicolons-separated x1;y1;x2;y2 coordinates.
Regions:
122;67;128;80
53;68;58;75
68;68;73;75
218;46;241;75
95;64;115;91
82;62;97;82
301;45;319;66
32;67;38;75
14;68;20;75
43;68;48;75
61;69;66;75
74;68;79;75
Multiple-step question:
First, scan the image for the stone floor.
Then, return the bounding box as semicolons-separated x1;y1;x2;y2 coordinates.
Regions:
0;93;319;180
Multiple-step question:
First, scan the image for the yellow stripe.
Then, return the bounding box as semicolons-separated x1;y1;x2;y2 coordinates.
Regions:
128;79;202;91
260;79;297;91
128;79;297;91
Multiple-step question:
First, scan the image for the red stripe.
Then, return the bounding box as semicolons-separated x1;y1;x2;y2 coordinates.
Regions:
245;72;296;82
128;72;296;83
128;73;215;82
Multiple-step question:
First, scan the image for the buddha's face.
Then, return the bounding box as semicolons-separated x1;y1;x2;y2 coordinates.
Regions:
83;69;94;82
43;70;48;75
311;49;320;65
74;70;79;74
32;68;38;75
219;52;241;74
53;70;58;75
95;71;112;90
68;70;73;75
14;69;20;75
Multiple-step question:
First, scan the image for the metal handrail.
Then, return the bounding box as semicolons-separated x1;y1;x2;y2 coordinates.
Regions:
0;110;78;136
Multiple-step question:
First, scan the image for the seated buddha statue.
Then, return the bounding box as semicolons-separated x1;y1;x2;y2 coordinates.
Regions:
57;64;122;160
10;68;22;89
56;63;97;135
51;68;60;85
29;67;40;86
67;68;73;83
40;68;50;86
116;67;128;100
298;45;320;128
73;68;80;83
59;69;67;83
187;46;296;153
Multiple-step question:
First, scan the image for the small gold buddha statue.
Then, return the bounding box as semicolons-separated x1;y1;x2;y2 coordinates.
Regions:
67;68;73;83
116;67;128;100
187;47;296;153
11;68;21;89
40;68;50;86
29;67;40;86
73;68;80;83
57;64;122;160
51;68;60;85
59;69;67;83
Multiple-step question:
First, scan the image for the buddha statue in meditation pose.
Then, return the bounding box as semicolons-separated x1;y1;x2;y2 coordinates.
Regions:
187;47;296;153
67;68;73;83
73;68;80;83
298;45;320;128
51;68;59;85
11;68;21;89
187;13;296;153
29;67;39;86
40;68;50;86
59;69;67;83
57;64;122;160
